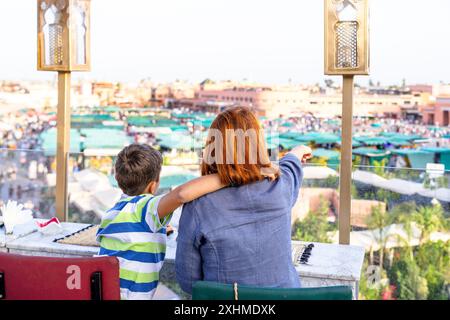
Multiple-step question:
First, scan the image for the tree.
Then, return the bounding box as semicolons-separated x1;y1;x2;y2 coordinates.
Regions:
389;256;429;300
366;204;397;270
292;196;336;243
415;241;450;300
412;204;448;244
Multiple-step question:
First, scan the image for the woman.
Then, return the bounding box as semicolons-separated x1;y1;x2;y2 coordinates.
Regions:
175;107;312;293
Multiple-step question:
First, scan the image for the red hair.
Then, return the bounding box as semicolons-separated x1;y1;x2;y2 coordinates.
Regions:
201;107;279;186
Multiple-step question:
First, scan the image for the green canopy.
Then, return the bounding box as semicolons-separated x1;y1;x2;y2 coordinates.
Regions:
337;139;362;147
80;128;131;149
422;147;450;170
380;132;423;141
312;133;340;145
267;137;299;150
103;106;121;113
313;148;340;159
280;132;339;144
128;116;178;127
172;113;195;119
159;173;198;189
391;149;435;169
279;132;304;141
158;134;203;150
170;125;190;132
281;122;295;128
39;128;131;156
388;139;412;147
71;114;115;122
191;117;215;128
40;129;81;156
353;147;390;165
355;136;387;146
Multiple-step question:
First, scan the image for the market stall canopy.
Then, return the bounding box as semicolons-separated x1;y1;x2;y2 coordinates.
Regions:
391;149;435;169
422;147;450;170
127;116;178;127
352;148;390;163
312;148;340;160
40;128;81;156
354;136;387;146
380;132;423;141
281;132;340;145
79;128;131;150
159;173;199;190
157;133;203;150
336;139;362;147
39;128;131;156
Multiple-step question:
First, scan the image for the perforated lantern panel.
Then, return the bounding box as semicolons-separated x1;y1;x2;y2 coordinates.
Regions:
48;23;64;65
336;21;358;69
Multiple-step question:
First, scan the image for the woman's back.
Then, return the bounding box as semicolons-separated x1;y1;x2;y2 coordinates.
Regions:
176;154;303;293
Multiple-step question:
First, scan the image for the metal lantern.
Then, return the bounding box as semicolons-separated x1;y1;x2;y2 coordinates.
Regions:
37;0;91;71
37;0;91;221
324;0;369;75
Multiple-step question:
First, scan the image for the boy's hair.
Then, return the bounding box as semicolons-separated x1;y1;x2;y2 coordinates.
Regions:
115;144;163;196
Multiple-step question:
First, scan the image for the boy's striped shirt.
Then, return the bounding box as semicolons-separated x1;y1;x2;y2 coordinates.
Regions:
96;194;172;300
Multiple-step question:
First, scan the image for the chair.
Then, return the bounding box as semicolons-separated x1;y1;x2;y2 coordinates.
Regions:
192;281;353;300
0;252;120;300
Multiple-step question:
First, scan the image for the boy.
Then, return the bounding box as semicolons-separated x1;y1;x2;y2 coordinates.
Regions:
96;144;226;300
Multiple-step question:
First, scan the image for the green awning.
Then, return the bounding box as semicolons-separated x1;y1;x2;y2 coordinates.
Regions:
279;132;305;141
313;148;340;160
355;136;387;146
391;149;435;169
39;128;131;156
170;125;190;132
280;132;339;144
267;137;299;150
104;106;121;113
80;129;131;149
388;139;412;147
191;117;215;128
158;134;203;150
159;173;198;189
128;117;178;127
40;128;81;156
172;113;195;119
422;147;450;170
380;132;423;141
353;147;389;157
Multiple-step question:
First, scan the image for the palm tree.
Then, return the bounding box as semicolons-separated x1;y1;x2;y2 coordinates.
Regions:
366;204;396;270
411;204;448;245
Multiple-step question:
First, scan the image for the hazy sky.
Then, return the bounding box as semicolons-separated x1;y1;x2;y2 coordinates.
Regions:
1;0;449;85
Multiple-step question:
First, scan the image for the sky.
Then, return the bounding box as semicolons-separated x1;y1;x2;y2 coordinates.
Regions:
0;0;449;85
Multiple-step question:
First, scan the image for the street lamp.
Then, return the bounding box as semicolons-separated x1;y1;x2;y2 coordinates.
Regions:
324;0;369;245
37;0;91;221
325;0;369;75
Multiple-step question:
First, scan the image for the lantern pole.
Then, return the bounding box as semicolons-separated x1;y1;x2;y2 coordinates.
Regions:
339;75;354;244
55;71;71;222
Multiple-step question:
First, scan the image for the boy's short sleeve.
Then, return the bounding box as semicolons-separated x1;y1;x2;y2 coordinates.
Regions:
141;195;173;233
